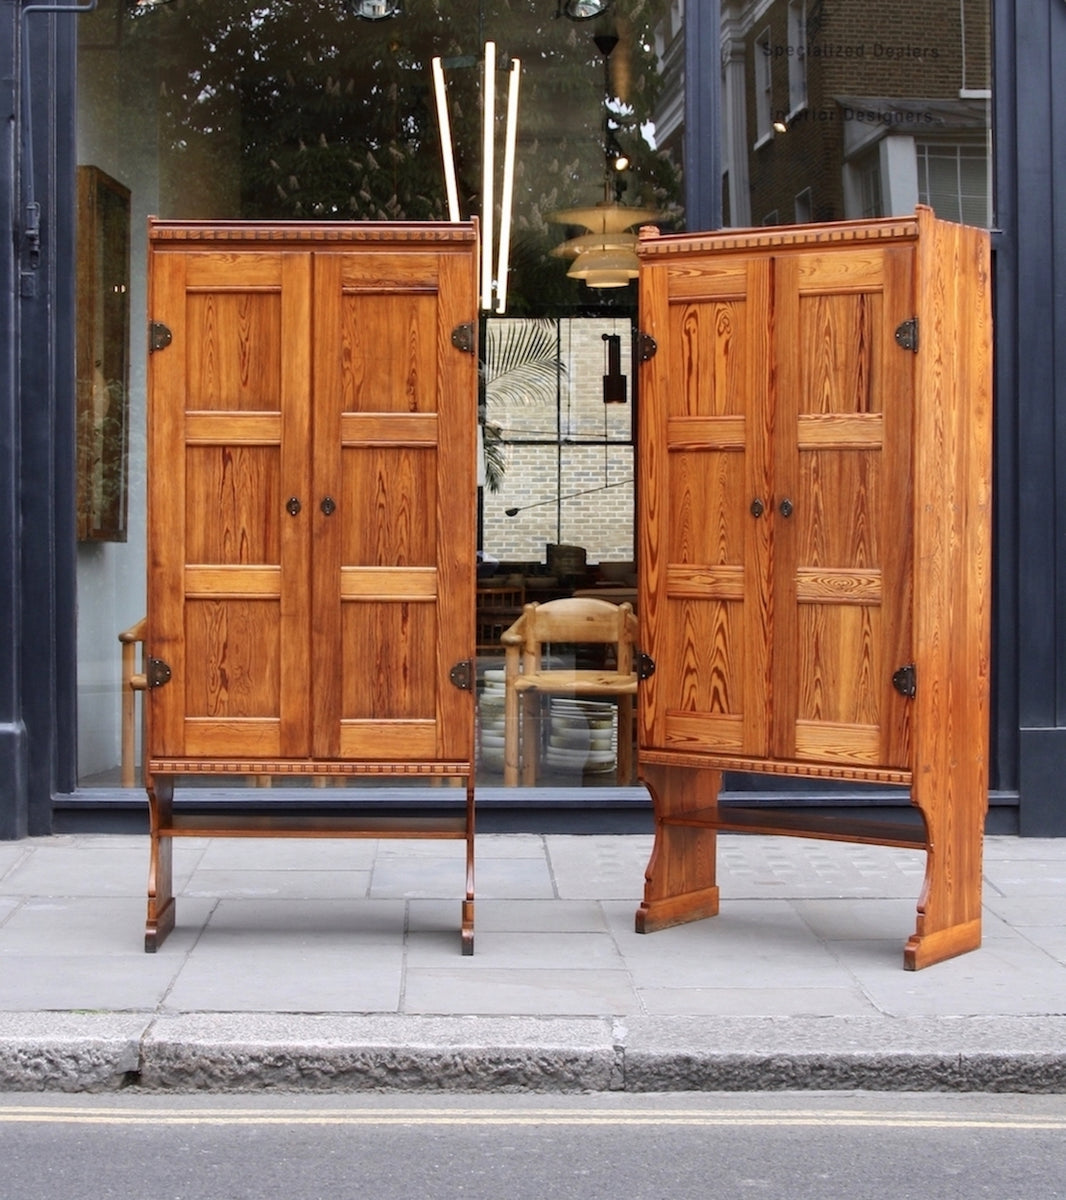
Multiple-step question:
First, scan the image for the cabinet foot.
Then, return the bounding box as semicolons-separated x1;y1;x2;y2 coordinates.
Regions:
903;917;981;970
145;898;176;953
636;764;722;934
636;886;720;933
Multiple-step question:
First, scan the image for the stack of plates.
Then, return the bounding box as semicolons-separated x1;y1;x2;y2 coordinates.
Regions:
545;697;617;774
477;668;507;773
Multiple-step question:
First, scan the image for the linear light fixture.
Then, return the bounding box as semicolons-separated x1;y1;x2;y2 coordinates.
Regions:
431;57;461;221
481;41;496;310
495;56;521;313
433;44;521;312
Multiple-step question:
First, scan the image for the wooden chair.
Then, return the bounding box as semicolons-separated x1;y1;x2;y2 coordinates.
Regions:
118;617;148;788
501;597;638;787
476;580;525;657
119;617;275;789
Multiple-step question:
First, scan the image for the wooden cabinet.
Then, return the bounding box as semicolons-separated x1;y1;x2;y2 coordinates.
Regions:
143;220;479;952
635;208;992;969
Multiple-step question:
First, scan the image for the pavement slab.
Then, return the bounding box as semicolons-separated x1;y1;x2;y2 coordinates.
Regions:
0;832;1064;1093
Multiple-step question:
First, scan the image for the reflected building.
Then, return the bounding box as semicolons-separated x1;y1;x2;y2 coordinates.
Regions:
718;0;990;227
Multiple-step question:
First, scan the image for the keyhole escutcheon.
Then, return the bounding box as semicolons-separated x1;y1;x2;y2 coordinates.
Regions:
750;498;765;518
286;497;301;517
779;498;794;518
320;496;337;517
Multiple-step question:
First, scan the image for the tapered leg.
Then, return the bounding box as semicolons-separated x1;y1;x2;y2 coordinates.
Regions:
461;775;475;955
145;774;176;952
635;763;722;933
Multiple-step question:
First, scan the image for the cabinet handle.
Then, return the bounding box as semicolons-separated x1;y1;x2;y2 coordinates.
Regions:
286;497;301;517
320;496;337;517
750;498;765;518
779;498;794;518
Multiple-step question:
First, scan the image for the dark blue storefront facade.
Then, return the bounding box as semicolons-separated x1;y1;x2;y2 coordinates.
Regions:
1;0;1065;838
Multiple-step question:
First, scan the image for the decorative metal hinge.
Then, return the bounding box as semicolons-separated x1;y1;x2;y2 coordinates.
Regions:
895;318;918;353
147;658;172;689
636;331;658;362
451;323;476;355
449;659;474;691
149;321;173;353
892;663;916;698
636;652;656;680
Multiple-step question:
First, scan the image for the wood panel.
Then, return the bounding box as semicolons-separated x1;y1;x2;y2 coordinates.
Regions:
147;224;477;771
147;248;313;760
639;253;771;760
310;247;476;763
771;244;913;770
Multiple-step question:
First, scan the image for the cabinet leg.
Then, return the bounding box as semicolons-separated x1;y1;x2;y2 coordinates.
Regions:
145;774;176;952
904;781;984;970
461;777;475;955
636;764;721;933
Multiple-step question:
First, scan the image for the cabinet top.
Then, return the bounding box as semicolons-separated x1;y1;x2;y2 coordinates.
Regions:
147;218;479;246
636;208;952;260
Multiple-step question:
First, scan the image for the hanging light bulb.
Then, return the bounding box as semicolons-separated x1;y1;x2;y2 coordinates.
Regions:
350;0;402;19
557;0;613;19
606;131;629;172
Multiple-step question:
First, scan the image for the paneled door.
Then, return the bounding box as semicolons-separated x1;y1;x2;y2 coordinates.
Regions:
146;222;478;773
638;238;914;774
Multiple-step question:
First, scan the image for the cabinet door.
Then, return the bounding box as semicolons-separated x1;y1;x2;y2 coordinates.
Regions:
311;249;477;763
147;247;313;760
639;236;914;773
771;246;914;770
638;251;773;759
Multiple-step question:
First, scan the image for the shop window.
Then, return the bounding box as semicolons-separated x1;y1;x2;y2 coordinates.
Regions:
916;141;990;228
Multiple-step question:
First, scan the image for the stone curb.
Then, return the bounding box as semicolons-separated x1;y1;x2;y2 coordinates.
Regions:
2;1013;1066;1094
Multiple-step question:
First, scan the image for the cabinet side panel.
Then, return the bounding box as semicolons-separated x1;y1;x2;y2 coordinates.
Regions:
911;211;992;924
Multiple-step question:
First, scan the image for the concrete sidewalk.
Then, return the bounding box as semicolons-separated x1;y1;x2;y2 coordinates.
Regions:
0;829;1064;1093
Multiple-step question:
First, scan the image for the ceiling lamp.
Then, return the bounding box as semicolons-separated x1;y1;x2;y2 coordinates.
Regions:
350;0;402;18
566;244;639;288
557;0;612;19
551;202;659;235
546;30;661;288
549;230;637;259
548;204;655;288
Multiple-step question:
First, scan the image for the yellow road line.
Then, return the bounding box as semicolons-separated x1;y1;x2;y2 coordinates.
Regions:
0;1107;1063;1131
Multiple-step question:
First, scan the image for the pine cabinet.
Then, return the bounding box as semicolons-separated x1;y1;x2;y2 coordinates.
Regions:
635;208;992;969
143;220;479;952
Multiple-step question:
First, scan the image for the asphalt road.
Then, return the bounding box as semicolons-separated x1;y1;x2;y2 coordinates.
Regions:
3;1091;1065;1200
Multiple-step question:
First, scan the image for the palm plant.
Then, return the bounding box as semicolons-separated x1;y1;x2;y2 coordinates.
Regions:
480;317;565;493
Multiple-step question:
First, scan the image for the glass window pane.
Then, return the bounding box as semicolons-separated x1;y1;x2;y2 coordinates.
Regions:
77;1;675;790
720;0;991;228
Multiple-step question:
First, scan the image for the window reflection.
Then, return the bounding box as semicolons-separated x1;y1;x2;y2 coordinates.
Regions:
721;0;991;228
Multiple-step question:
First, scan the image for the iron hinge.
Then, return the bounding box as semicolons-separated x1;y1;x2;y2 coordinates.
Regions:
895;317;919;353
149;321;173;353
147;657;172;689
636;331;658;362
892;663;916;698
449;659;474;691
636;652;656;681
451;322;476;355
